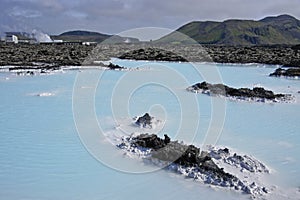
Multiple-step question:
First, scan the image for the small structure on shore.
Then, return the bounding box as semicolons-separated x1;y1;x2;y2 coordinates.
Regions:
4;32;37;44
5;33;18;44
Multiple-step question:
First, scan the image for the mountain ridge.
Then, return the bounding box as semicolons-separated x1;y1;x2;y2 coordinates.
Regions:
51;30;139;43
157;14;300;45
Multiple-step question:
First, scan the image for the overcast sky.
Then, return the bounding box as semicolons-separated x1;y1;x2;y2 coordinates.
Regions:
1;0;300;38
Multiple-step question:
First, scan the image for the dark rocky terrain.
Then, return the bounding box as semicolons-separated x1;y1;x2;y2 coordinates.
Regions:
118;45;300;67
1;43;300;68
118;132;270;196
130;133;234;180
205;45;300;67
187;81;291;102
119;48;187;62
270;67;300;77
0;43;93;66
135;113;153;128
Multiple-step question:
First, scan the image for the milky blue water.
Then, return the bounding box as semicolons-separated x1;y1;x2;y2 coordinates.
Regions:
0;61;299;200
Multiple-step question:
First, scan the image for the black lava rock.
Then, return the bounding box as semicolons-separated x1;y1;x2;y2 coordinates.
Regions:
119;48;187;62
188;81;287;100
270;67;300;77
132;133;234;180
136;113;153;128
107;62;125;70
2;43;300;68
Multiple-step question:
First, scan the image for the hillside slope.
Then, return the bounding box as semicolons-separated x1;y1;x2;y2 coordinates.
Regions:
157;15;300;45
51;30;139;43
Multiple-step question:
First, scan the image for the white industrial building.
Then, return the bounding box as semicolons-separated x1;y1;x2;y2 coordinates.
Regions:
5;33;18;44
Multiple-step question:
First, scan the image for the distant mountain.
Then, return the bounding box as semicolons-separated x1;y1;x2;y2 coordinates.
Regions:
157;14;300;45
51;30;139;43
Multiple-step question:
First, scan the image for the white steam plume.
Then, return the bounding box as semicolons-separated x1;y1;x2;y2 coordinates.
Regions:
32;29;53;42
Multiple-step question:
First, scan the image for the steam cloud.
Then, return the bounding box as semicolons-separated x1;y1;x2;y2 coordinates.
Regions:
31;29;53;43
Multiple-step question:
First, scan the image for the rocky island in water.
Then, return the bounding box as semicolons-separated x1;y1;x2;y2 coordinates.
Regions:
269;67;300;78
187;81;293;103
117;113;273;199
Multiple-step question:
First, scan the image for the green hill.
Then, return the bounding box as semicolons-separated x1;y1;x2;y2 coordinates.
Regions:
51;30;139;43
157;14;300;45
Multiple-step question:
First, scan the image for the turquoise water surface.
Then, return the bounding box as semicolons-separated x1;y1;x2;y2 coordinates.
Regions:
0;61;299;200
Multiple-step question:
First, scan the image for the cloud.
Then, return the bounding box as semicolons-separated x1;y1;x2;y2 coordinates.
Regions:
64;10;87;19
39;0;64;12
9;6;41;18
